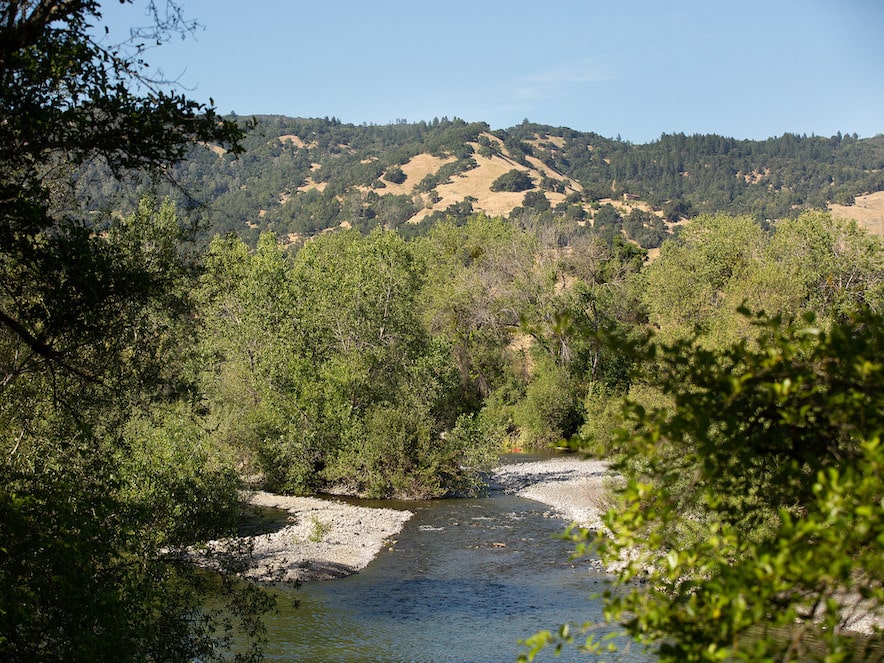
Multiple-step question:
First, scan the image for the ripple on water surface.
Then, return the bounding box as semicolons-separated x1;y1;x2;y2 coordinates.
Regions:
259;493;653;662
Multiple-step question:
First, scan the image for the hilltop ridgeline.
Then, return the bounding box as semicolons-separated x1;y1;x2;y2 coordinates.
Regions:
78;116;884;246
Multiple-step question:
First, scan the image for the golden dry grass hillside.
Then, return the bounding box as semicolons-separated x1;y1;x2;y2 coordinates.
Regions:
376;153;455;197
362;132;586;223
830;191;884;238
287;130;631;228
205;119;882;256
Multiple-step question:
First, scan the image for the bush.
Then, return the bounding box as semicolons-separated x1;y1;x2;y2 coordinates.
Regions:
383;165;407;184
556;312;884;662
513;360;581;447
341;407;497;499
522;190;550;211
120;409;241;545
490;169;534;193
578;386;625;456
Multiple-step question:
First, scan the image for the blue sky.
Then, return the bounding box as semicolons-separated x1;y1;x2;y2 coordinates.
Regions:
102;0;883;143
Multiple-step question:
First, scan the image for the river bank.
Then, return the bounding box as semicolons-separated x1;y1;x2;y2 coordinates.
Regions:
491;456;615;532
202;491;413;583
492;456;884;637
211;456;612;584
215;457;881;639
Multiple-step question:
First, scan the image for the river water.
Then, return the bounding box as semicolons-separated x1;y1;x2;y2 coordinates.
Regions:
256;488;652;662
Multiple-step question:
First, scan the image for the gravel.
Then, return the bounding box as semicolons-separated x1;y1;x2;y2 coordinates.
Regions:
491;456;617;532
492;458;884;636
202;491;413;583
200;459;881;636
205;457;616;584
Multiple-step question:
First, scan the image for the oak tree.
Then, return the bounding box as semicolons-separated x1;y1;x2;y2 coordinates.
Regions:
0;3;269;661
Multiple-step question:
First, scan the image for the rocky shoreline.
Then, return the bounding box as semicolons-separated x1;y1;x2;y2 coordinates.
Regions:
490;456;615;532
206;457;880;637
208;456;613;584
495;456;883;637
202;491;414;583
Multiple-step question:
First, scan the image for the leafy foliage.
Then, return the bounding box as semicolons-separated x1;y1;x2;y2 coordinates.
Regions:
490;169;535;193
591;311;884;662
4;6;883;657
196;229;497;498
643;212;883;346
513;358;581;446
0;3;270;660
522;211;882;661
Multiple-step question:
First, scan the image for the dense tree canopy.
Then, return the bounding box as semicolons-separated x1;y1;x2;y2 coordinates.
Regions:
0;0;243;381
523;212;883;662
3;5;883;662
196;229;498;498
643;212;883;346
0;3;269;661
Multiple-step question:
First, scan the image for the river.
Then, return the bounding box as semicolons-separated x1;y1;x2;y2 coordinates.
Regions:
255;488;652;662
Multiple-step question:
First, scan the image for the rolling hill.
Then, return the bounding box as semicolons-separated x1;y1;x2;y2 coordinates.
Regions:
78;116;884;247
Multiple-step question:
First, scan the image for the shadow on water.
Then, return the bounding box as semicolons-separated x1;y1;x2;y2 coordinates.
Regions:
256;491;653;663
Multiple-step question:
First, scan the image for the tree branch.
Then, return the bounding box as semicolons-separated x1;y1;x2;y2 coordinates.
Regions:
0;307;96;382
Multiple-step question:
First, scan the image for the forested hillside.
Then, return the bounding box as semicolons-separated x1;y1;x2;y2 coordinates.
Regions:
78;116;884;248
4;3;882;659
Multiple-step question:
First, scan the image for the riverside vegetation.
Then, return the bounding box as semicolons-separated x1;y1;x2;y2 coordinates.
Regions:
1;2;883;661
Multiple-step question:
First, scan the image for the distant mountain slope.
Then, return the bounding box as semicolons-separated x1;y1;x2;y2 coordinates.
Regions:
830;191;884;237
79;116;884;246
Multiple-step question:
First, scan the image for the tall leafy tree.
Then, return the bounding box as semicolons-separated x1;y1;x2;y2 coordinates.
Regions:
0;3;270;661
0;0;243;385
197;229;492;498
643;212;883;348
642;214;768;345
417;215;540;401
766;212;884;323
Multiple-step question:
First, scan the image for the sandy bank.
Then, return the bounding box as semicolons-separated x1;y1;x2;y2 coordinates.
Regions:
491;456;615;532
203;491;413;583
